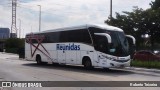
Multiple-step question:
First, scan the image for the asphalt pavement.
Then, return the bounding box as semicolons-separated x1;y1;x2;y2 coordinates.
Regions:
0;53;160;90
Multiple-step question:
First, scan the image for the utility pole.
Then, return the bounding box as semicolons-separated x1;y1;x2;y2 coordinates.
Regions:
11;0;18;38
19;19;21;38
38;5;41;32
110;0;112;19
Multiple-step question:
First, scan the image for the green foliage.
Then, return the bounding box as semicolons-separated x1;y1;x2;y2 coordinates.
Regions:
5;48;19;54
105;1;160;50
150;0;160;10
5;38;25;54
106;7;145;48
131;60;160;69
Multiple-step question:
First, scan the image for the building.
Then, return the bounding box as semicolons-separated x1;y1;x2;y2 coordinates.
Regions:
0;28;10;52
0;28;10;39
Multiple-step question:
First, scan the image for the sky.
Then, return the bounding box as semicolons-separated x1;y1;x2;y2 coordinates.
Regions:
0;0;154;38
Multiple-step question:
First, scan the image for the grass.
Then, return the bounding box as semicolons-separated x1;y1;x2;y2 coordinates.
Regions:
131;60;160;69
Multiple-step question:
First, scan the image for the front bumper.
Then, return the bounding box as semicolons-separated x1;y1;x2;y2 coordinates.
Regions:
98;59;131;68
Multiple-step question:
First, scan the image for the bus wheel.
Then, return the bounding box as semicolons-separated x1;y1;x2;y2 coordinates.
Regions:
84;59;92;69
36;55;42;65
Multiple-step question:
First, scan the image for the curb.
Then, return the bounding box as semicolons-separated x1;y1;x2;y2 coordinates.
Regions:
125;67;160;73
1;52;18;55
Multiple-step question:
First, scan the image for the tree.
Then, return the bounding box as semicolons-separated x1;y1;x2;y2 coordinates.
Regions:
105;1;160;50
105;7;146;49
150;0;160;10
150;0;160;45
5;38;24;54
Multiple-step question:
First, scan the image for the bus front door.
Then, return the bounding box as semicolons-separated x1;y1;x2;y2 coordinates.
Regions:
58;50;66;64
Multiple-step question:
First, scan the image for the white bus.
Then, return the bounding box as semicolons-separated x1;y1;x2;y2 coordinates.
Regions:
25;24;135;69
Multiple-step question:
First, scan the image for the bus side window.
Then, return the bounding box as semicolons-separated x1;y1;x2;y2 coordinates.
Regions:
82;29;92;44
43;34;50;43
59;31;69;42
94;35;108;53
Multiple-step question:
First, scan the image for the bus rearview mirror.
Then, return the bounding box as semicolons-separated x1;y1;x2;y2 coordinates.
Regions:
94;33;112;43
126;35;136;45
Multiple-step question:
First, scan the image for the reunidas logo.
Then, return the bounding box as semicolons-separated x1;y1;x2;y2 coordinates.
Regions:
57;43;80;50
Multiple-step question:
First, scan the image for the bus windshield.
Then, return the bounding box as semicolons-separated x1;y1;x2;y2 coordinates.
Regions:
109;31;129;56
89;27;129;57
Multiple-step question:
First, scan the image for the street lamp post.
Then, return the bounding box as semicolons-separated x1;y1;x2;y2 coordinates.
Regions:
110;0;112;19
19;19;21;38
38;5;41;32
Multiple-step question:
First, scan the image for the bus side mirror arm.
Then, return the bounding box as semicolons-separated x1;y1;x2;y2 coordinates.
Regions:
94;33;112;43
126;35;136;45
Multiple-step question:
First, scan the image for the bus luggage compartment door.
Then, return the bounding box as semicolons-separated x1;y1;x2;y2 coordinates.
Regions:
66;51;77;64
58;50;66;64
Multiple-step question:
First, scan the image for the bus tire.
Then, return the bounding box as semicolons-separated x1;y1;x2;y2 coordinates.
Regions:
36;55;42;65
103;68;110;71
83;57;92;69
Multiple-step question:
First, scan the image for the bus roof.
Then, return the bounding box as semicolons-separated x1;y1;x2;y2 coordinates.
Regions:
27;24;123;35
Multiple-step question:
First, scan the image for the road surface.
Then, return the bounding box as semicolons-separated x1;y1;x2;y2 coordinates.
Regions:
0;53;159;90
